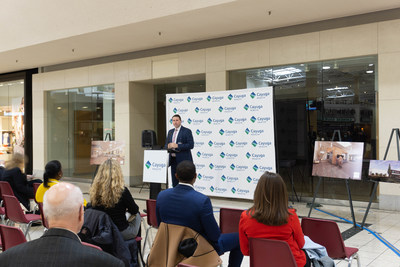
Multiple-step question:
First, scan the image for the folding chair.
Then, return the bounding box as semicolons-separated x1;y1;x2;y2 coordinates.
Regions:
37;202;49;229
301;217;361;267
219;207;244;234
249;238;297;267
0;224;27;251
143;199;157;255
2;195;41;240
0;181;15;197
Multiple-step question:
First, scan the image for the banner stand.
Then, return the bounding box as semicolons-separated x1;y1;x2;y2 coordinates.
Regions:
361;128;400;229
143;150;169;200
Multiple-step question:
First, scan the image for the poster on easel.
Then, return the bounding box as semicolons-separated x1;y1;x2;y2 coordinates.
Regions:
312;141;364;180
369;160;400;183
90;141;125;165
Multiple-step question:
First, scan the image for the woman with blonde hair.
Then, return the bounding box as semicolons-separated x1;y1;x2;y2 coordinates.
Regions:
239;172;310;267
90;159;140;240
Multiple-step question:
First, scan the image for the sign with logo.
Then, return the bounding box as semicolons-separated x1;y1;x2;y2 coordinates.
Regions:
166;87;275;199
142;150;168;183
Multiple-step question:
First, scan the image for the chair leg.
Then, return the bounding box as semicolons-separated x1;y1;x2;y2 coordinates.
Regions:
346;253;361;267
24;222;32;240
142;227;152;256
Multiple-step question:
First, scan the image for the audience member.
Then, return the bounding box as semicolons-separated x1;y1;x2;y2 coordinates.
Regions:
35;160;62;203
0;182;124;267
156;160;243;267
89;159;140;240
238;172;310;267
1;153;41;211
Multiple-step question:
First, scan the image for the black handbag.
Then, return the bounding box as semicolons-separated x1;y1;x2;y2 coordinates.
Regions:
178;233;199;258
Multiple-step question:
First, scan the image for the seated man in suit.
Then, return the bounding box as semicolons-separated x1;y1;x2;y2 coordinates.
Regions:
0;182;124;267
156;161;243;267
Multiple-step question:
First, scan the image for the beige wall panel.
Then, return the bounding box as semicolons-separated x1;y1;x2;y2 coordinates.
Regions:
43;71;65;91
64;67;89;89
152;58;179;79
178;49;206;76
378;52;400;100
320;24;378;60
270;32;319;65
115;82;130;115
88;63;114;85
32;75;44;92
206;71;227;91
129;58;152;81
378;19;400;54
206;46;226;72
226;40;269;70
380;182;400;196
114;61;130;83
378;99;400;159
115;112;131;185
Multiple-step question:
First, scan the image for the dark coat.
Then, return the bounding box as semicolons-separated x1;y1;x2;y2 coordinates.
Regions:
2;167;33;210
0;228;124;267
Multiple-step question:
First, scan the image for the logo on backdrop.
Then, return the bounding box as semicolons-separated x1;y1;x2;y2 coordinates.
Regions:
229;140;248;148
188;118;204;125
197;173;214;181
209;140;225;148
246;152;266;160
196;129;212;136
187;96;204;103
251;140;272;148
169;97;185;104
173;107;189;114
244;104;264;111
250;91;270;99
196;151;213;158
231;187;250;195
250;116;271;123
228;117;247;124
207;95;224;102
194;141;205;147
230;164;248;171
246;176;259;184
227;93;246;101
195;107;212;114
253;164;273;172
208;118;225;125
218;106;237;113
245;128;265;136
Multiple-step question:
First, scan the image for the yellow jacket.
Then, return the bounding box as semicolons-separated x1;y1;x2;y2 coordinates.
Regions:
35;179;87;206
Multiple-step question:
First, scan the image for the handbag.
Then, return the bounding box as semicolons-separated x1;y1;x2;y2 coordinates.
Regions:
178;233;199;258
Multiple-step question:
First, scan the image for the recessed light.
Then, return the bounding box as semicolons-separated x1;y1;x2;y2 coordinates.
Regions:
322;66;331;70
82;106;88;109
366;70;374;74
57;107;62;110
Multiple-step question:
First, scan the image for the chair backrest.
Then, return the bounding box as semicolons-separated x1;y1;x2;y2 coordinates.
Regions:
146;199;157;227
0;181;15;198
38;202;49;228
2;195;29;224
33;183;41;204
301;217;346;258
82;241;103;251
0;224;27;251
249;238;297;267
219;208;244;234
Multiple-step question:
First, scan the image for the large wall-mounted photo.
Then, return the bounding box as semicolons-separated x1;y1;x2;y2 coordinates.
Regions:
369;160;400;183
312;141;364;180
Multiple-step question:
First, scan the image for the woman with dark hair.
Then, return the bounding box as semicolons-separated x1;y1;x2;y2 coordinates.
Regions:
239;172;310;267
35;160;62;203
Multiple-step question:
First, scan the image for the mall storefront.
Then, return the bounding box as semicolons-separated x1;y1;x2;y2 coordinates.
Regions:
0;69;37;173
32;19;400;210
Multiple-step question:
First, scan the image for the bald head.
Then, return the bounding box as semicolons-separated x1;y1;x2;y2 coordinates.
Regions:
43;182;84;232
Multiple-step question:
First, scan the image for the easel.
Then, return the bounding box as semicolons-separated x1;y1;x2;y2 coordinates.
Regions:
360;128;400;229
92;133;112;181
308;130;358;229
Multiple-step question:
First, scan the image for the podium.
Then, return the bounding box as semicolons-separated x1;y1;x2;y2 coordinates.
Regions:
143;150;168;199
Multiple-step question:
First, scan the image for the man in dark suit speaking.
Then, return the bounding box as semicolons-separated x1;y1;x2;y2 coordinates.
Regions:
165;114;194;187
0;182;124;267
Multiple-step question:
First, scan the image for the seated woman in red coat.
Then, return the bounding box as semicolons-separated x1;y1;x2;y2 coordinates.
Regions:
239;172;310;267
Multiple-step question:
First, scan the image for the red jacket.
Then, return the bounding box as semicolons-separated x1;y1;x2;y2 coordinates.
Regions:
239;209;306;267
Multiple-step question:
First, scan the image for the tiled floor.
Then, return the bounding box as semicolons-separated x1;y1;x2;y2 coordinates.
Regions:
20;182;400;266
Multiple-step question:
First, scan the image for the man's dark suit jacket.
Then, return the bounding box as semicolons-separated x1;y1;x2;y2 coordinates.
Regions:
0;228;124;267
156;184;222;253
165;126;194;164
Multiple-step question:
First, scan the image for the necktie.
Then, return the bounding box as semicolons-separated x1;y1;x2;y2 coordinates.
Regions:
172;129;178;143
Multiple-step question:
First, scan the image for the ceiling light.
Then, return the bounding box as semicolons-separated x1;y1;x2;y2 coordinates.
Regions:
82;106;88;109
57;107;62;110
333;63;339;69
369;64;374;66
366;70;374;74
326;86;349;91
322;66;331;70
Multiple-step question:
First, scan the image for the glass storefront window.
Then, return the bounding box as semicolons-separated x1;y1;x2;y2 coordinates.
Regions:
47;84;114;179
229;56;377;201
0;79;25;165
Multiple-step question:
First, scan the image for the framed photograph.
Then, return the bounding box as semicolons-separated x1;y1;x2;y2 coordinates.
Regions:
312;141;364;180
369;160;400;183
90;141;125;165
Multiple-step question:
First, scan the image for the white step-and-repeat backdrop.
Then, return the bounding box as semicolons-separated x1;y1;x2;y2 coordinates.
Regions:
166;87;275;199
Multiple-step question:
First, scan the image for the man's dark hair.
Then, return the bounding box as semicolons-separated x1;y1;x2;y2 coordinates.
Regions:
176;160;196;183
172;114;181;121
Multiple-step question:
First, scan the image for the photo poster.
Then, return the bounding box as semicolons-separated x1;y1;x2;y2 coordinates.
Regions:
90;141;125;165
166;87;275;200
369;160;400;183
312;141;364;180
